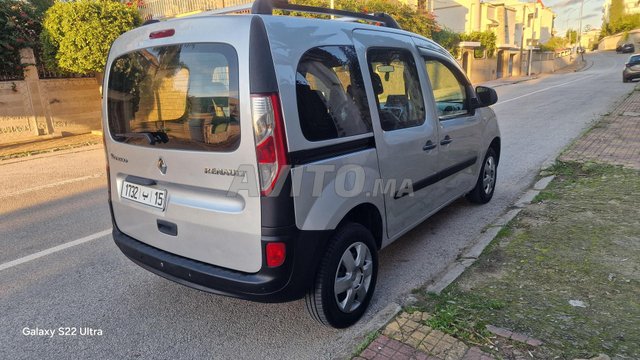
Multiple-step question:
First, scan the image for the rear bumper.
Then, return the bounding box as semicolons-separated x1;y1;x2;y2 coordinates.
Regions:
112;224;331;303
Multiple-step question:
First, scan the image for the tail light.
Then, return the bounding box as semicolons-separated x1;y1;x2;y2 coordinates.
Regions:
265;242;286;267
251;93;288;196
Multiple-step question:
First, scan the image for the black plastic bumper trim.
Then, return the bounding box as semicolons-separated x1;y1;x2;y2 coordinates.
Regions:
112;225;331;303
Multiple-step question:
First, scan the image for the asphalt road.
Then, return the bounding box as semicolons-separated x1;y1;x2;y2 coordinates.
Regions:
0;51;632;359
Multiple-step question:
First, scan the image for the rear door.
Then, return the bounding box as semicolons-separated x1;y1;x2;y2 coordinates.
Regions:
104;17;263;273
353;30;441;238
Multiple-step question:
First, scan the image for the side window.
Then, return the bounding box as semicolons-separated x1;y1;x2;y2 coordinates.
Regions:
367;48;425;131
296;46;372;142
424;59;468;119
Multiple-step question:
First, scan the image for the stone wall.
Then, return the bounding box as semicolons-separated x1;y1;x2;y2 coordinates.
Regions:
598;29;640;51
0;49;101;145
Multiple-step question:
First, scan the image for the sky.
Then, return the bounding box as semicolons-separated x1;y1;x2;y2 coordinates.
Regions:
543;0;607;34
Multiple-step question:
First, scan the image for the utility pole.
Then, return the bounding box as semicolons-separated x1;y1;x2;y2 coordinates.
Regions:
519;6;527;76
578;0;585;60
526;1;537;76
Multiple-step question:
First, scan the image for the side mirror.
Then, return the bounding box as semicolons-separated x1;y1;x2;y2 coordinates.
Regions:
475;86;498;107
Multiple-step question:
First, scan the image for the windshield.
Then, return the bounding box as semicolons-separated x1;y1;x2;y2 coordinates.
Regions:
106;43;240;151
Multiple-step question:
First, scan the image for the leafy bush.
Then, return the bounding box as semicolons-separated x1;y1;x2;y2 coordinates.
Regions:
431;27;461;57
41;0;141;75
540;36;567;51
601;13;640;37
460;31;496;58
0;0;41;77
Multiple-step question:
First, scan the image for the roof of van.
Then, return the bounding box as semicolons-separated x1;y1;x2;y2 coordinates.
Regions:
167;12;447;54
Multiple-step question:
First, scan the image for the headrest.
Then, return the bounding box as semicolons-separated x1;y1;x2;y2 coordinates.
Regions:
371;73;384;95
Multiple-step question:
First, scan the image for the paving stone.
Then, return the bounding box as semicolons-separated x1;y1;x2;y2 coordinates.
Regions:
386;339;402;350
377;335;390;345
560;90;640;170
405;335;423;348
446;342;469;360
398;344;415;355
409;311;423;322
415;324;432;337
360;348;377;359
485;324;513;339
404;320;420;330
379;345;396;358
526;338;543;346
509;331;529;343
439;334;457;346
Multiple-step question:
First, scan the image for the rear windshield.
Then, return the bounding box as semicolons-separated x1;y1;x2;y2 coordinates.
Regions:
107;43;240;151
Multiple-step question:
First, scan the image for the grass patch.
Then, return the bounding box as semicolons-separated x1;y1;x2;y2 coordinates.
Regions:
414;163;640;359
352;330;380;358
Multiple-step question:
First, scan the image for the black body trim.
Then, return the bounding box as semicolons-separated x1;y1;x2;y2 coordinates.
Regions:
112;224;331;303
289;136;375;166
394;156;478;199
249;17;278;94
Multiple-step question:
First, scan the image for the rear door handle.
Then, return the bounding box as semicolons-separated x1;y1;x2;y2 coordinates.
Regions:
423;140;437;151
440;136;453;145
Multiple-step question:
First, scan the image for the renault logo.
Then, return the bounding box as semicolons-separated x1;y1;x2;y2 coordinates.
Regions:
157;158;167;174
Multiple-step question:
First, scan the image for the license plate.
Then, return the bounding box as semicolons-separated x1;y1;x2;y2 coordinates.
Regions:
121;181;167;210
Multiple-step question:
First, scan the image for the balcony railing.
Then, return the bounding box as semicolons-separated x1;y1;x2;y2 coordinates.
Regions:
134;0;251;20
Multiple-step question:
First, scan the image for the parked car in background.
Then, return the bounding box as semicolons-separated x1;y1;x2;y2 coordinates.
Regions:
623;54;640;82
617;43;635;54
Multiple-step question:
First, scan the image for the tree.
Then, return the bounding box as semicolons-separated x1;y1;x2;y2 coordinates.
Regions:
289;0;437;38
566;29;578;44
41;0;141;75
609;0;625;24
431;27;461;56
0;0;41;77
540;36;566;51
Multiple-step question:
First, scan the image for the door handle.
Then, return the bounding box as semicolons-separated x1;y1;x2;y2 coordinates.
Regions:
423;140;437;151
440;136;453;145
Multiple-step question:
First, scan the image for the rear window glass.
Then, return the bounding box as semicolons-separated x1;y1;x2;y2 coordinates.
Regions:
630;55;640;63
107;43;240;151
296;46;372;141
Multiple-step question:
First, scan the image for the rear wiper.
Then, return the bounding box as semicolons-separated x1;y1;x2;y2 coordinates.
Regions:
115;131;169;145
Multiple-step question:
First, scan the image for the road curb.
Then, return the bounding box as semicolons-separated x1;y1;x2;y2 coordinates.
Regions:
425;175;556;294
333;302;401;360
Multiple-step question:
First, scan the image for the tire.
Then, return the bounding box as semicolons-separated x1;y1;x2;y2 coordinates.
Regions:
305;223;378;328
466;147;498;204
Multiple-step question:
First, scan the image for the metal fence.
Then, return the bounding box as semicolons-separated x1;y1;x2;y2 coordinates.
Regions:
135;0;251;20
0;69;24;82
36;63;94;80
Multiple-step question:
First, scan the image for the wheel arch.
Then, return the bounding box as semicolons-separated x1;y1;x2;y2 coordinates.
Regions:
337;203;383;250
489;137;501;164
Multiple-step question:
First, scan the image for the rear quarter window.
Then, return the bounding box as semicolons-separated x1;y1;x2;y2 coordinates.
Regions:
107;43;240;151
296;46;372;142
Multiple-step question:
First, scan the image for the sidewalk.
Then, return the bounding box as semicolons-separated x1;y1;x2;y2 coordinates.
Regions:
0;132;103;161
479;59;588;88
351;72;640;360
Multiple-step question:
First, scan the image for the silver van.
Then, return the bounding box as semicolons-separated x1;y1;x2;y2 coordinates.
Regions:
103;0;500;328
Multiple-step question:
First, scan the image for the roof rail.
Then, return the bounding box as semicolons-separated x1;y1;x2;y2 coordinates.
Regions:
250;0;401;29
